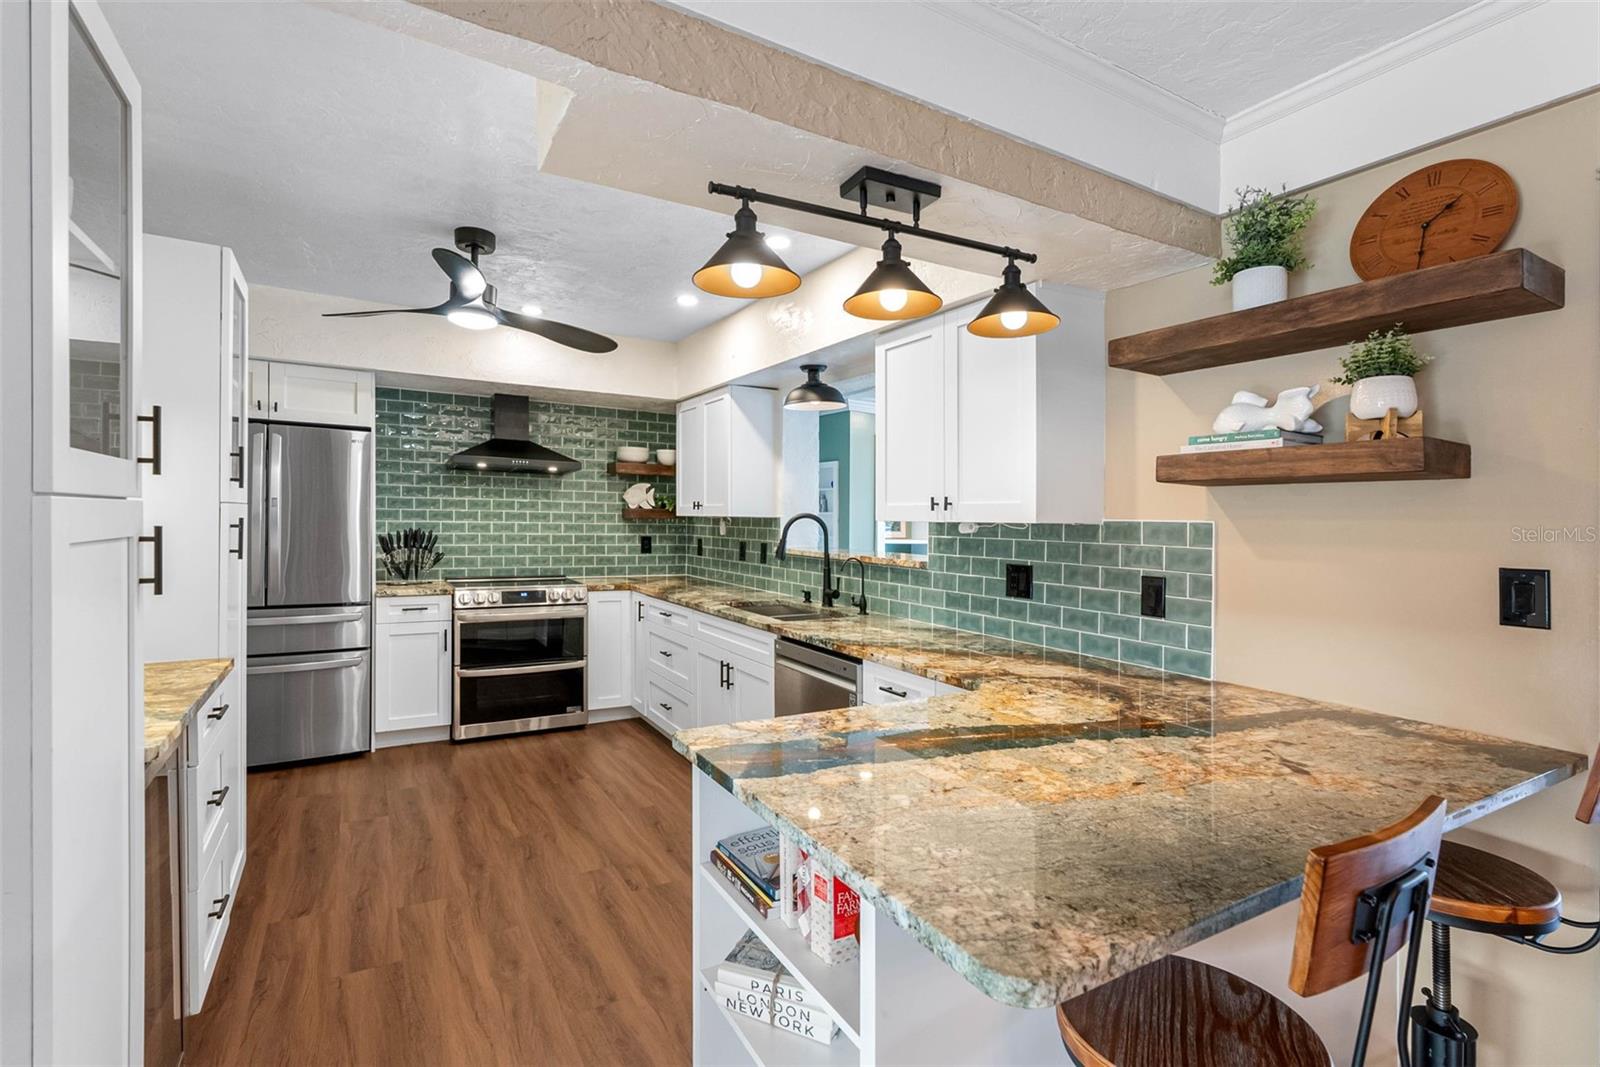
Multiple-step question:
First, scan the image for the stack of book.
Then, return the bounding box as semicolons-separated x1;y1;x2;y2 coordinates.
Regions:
710;828;781;917
712;931;839;1046
1180;428;1322;453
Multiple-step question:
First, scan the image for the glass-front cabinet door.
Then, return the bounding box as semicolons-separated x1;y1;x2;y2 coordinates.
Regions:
34;0;143;497
220;249;248;502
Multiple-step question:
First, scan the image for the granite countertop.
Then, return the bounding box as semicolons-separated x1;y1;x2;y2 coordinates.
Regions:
144;659;233;767
629;576;1587;1010
376;580;454;597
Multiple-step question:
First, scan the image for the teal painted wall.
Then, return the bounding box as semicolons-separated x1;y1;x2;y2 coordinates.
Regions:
818;410;850;546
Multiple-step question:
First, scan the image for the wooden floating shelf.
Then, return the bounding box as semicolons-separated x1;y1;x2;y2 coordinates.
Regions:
1110;249;1564;375
1156;438;1471;486
609;461;678;477
622;507;678;521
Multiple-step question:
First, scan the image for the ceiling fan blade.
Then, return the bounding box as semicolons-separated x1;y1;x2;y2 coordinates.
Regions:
432;248;486;300
322;301;452;319
496;308;619;353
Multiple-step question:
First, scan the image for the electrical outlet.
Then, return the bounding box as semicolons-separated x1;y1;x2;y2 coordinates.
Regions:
1140;575;1166;618
1005;563;1033;599
1499;568;1550;629
760;543;768;564
739;540;747;561
639;535;652;555
696;537;704;557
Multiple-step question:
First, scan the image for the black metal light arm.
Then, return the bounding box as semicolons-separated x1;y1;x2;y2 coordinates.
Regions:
707;181;1037;265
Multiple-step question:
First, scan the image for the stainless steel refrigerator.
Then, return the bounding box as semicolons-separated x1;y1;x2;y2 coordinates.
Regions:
246;421;372;766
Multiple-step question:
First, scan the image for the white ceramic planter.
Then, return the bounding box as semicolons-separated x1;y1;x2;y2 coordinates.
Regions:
1350;375;1419;419
1231;265;1289;311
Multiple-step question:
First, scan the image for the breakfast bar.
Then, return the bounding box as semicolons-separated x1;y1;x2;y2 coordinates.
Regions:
675;653;1585;1064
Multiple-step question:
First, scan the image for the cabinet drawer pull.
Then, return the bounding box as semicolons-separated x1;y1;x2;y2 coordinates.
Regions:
658;650;672;658
929;496;937;512
207;785;230;807
943;496;953;511
637;602;643;622
138;526;165;596
878;684;909;699
659;701;673;712
136;406;163;475
230;445;245;487
659;610;673;618
207;893;231;920
230;518;245;559
206;703;230;722
399;605;429;612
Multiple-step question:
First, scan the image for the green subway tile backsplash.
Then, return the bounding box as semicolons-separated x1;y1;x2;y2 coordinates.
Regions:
375;387;685;579
377;386;1215;678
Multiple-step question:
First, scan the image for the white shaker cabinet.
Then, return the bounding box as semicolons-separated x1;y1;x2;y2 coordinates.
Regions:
585;591;634;711
373;596;452;742
250;360;375;429
676;386;779;517
875;284;1106;525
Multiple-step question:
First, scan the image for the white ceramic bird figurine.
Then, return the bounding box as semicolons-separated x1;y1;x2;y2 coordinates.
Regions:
1213;385;1324;434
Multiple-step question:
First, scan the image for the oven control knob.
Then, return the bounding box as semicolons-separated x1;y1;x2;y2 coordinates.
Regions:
572;587;586;602
488;591;500;604
554;588;570;602
473;591;487;605
457;592;469;607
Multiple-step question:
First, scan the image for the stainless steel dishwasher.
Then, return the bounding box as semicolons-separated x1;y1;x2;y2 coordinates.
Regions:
775;638;861;716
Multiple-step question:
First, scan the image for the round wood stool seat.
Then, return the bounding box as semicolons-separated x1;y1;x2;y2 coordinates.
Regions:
1056;955;1331;1067
1428;840;1563;936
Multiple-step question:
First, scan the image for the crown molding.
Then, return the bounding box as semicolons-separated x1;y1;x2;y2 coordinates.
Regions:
1222;0;1542;140
914;1;1226;141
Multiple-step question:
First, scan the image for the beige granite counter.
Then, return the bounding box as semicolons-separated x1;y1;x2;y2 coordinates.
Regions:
601;576;1587;1009
144;659;232;767
376;580;453;597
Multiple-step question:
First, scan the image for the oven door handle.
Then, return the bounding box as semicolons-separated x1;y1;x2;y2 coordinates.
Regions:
455;660;587;678
454;607;588;624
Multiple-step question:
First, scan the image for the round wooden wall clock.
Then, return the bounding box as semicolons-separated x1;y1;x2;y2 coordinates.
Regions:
1349;158;1518;280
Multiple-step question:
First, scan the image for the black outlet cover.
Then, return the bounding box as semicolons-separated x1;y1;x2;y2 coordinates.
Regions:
1005;563;1033;599
639;535;652;555
696;537;704;557
1499;567;1550;629
1141;575;1166;618
739;540;747;561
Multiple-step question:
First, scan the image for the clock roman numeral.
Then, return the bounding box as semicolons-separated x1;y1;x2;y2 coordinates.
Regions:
1358;234;1378;245
1471;233;1492;243
1425;169;1442;187
1481;204;1505;217
1362;256;1385;272
1369;212;1389;220
1477;180;1499;194
1394;186;1411;200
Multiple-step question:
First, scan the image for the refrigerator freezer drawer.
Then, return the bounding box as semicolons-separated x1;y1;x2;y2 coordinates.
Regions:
246;650;370;766
247;604;370;656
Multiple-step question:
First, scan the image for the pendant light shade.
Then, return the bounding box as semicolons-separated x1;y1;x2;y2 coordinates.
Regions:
968;261;1060;338
842;234;943;321
784;364;847;412
692;202;802;299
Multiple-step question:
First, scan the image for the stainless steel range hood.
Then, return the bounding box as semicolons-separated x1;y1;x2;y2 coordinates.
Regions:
447;394;581;474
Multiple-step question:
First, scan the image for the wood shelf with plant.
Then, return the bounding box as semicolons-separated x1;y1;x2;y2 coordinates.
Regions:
622;507;678;521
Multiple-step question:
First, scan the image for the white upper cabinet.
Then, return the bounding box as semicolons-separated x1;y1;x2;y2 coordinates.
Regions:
676;386;779;517
220;253;248;502
875;284;1106;525
246;358;270;418
35;0;144;498
262;362;375;428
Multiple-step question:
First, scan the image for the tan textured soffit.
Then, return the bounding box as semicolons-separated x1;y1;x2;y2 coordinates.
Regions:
410;0;1220;258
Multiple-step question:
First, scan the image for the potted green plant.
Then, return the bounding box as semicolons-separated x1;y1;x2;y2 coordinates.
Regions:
1211;186;1317;310
1334;325;1432;419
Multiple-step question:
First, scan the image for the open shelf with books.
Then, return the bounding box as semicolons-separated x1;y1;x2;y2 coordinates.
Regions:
698;862;863;1045
697;969;859;1067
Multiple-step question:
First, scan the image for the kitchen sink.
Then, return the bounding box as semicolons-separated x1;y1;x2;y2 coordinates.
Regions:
730;600;833;622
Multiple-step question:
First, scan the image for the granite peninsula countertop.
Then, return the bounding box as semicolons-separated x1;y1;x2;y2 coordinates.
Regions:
613;577;1587;1010
144;659;232;767
375;580;454;597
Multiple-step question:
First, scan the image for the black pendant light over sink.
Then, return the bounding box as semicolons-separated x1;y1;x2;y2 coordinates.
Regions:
322;227;619;354
695;169;1058;335
691;201;802;298
784;365;847;412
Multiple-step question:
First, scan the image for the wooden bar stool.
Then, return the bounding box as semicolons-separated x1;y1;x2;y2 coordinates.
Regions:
1057;796;1447;1067
1410;745;1600;1062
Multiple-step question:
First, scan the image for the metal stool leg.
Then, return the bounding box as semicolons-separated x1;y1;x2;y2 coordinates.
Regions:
1411;922;1479;1065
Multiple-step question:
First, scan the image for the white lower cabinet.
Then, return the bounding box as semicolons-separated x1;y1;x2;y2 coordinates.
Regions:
862;660;960;705
182;666;245;1015
374;596;452;743
585;591;633;710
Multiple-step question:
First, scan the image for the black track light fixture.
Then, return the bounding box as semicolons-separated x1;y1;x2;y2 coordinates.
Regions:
783;364;848;412
842;234;943;320
692;200;802;299
968;259;1061;338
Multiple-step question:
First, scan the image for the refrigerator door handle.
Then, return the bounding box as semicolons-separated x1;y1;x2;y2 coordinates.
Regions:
248;423;268;606
267;427;284;601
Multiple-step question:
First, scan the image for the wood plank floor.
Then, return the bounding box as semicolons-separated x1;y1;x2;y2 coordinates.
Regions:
188;719;692;1066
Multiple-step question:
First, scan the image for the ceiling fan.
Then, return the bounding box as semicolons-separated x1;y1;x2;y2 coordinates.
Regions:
322;226;618;353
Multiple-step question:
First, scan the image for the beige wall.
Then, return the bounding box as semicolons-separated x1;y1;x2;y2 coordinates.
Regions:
1107;94;1600;1062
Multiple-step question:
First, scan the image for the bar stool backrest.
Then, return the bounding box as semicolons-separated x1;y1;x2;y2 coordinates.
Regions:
1576;744;1599;825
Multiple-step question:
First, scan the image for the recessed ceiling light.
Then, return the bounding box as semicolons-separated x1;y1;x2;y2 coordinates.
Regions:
676;293;700;308
521;304;542;317
765;234;792;251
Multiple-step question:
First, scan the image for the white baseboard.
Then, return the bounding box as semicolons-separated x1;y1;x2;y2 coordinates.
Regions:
373;725;451;749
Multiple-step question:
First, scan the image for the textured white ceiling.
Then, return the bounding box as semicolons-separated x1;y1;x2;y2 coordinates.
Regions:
981;0;1476;116
101;0;852;342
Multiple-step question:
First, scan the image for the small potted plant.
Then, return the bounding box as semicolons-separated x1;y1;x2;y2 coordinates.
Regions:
1211;186;1317;310
1334;325;1432;419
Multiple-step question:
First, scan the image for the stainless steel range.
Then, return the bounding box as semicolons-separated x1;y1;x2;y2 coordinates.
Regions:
451;576;588;740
